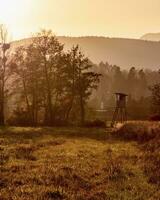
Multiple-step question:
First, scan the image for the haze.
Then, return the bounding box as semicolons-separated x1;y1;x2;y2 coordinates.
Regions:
0;0;160;40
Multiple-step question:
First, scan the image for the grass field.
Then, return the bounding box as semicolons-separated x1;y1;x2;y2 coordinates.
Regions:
0;124;160;200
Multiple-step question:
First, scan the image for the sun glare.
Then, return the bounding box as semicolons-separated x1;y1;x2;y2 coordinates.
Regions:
0;0;31;40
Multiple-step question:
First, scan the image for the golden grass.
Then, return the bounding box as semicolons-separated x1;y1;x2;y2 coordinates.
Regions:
115;121;160;186
0;126;159;199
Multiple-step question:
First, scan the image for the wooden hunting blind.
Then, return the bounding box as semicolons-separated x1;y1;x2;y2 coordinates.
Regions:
111;93;128;127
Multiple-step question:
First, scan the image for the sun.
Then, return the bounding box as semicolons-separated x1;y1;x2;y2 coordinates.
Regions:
0;0;32;40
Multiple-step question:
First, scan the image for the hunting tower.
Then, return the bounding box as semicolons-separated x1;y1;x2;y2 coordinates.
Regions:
111;93;128;127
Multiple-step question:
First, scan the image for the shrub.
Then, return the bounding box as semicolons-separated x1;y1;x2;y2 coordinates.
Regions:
150;114;160;121
115;122;160;143
7;108;33;126
84;120;106;128
52;119;69;127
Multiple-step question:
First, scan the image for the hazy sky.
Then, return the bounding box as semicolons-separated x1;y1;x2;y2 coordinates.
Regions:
0;0;160;40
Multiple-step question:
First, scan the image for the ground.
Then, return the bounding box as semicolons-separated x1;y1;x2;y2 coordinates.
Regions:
0;126;159;200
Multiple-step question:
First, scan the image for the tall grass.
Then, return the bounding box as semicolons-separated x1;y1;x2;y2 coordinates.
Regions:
0;126;159;199
115;121;160;185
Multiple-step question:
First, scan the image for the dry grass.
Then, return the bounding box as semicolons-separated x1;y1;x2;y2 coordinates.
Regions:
115;121;160;142
115;121;160;186
0;125;159;199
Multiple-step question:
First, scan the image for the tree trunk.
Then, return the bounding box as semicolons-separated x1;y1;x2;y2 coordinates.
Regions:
0;49;6;126
65;96;74;122
0;87;5;125
80;95;85;126
22;78;32;123
43;57;53;125
66;61;76;122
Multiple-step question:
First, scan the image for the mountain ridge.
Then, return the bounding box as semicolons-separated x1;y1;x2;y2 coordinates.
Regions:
11;36;160;70
141;33;160;41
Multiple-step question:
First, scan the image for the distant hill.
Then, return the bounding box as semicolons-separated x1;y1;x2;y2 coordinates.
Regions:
11;36;160;70
141;33;160;41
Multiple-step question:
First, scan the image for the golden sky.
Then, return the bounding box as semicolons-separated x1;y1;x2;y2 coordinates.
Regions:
0;0;159;40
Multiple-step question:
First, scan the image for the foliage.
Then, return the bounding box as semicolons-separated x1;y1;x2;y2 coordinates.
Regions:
9;30;100;126
93;62;157;120
150;114;160;121
150;83;160;115
7;107;33;126
84;120;106;128
115;121;160;142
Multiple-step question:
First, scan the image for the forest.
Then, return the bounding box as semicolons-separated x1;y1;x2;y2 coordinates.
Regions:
0;26;160;126
0;28;101;126
91;62;160;120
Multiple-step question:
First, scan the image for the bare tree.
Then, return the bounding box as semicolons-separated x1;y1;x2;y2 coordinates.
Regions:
0;25;10;125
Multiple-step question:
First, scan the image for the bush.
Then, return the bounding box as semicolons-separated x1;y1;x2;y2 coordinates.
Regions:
7;108;33;126
52;119;69;127
7;108;69;127
115;122;160;143
84;120;106;128
150;114;160;121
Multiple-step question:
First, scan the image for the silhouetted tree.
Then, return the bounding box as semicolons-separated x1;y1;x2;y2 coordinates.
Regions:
63;46;101;124
0;25;11;125
75;46;101;125
127;67;137;98
150;83;160;115
10;45;44;125
138;69;147;97
9;31;101;126
112;66;126;93
33;30;64;125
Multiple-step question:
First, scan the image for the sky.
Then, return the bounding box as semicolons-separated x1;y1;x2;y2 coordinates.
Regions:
0;0;160;40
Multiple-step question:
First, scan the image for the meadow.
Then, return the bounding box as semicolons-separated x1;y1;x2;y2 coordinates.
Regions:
0;123;160;200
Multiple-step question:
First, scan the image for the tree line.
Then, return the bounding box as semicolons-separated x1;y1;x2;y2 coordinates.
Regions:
1;25;160;125
0;28;101;126
90;62;160;120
